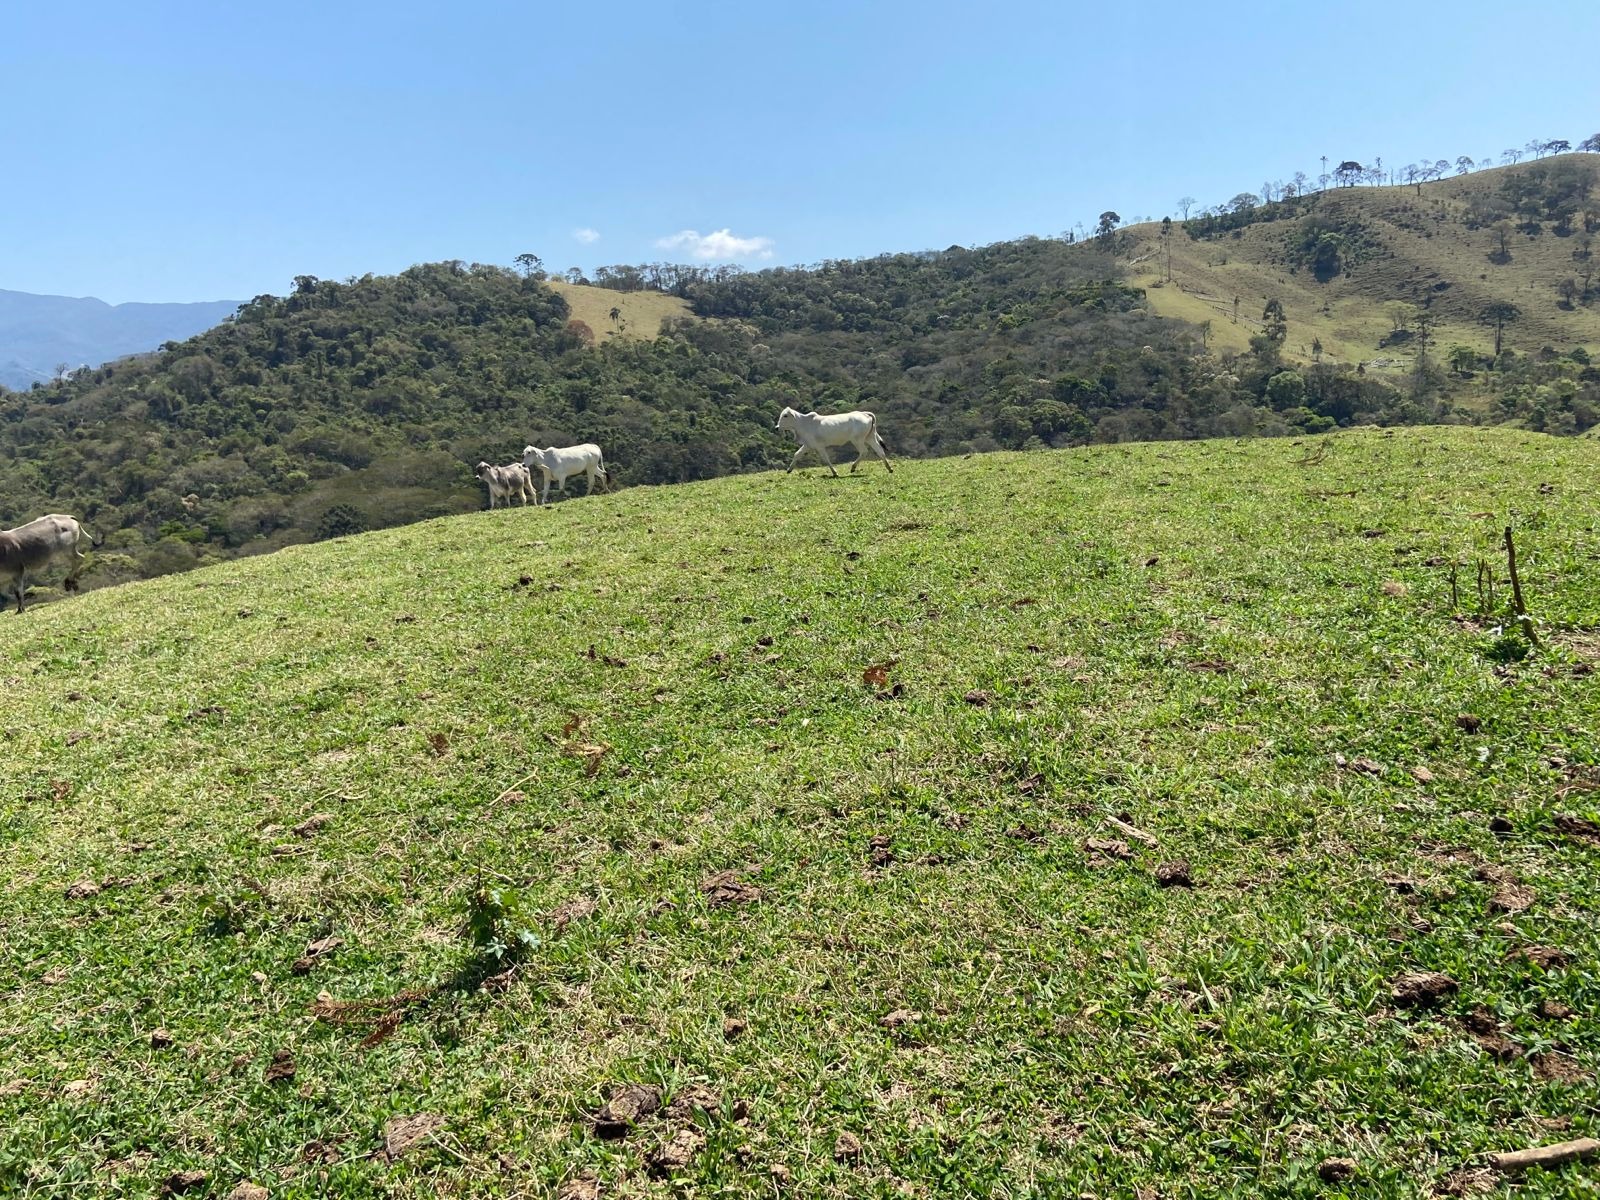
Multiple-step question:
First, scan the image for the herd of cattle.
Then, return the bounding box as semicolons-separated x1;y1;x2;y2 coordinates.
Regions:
1;407;891;612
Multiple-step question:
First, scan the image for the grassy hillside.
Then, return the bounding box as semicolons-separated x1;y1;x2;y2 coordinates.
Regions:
4;428;1598;1198
547;282;693;343
1130;156;1600;369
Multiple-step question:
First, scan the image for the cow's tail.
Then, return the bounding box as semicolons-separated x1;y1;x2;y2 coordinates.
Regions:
82;525;104;549
869;413;889;455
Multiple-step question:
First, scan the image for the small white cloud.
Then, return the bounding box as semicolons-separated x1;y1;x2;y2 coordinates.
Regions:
572;227;601;244
655;228;775;261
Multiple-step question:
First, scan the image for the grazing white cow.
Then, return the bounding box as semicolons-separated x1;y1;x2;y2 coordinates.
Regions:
522;443;611;505
0;514;99;613
475;461;535;508
775;407;893;476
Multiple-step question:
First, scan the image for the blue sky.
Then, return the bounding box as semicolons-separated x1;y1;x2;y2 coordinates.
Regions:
2;0;1595;304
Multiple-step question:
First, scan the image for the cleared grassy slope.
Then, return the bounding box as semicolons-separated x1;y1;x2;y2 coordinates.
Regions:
547;282;693;342
3;429;1599;1198
1128;156;1600;369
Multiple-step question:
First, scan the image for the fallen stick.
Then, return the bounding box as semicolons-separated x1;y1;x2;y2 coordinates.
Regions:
1487;1138;1600;1174
1105;815;1159;848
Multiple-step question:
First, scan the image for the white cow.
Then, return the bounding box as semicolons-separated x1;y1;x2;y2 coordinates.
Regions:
0;514;99;613
775;407;893;476
475;461;535;508
522;443;611;505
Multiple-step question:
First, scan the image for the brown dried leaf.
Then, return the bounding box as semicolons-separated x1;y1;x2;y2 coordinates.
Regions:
292;935;345;975
293;813;333;838
263;1049;296;1084
383;1112;445;1158
359;1012;402;1049
862;661;897;689
548;895;598;931
701;871;760;906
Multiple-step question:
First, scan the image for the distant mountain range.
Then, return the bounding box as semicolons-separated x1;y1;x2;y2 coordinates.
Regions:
0;289;240;391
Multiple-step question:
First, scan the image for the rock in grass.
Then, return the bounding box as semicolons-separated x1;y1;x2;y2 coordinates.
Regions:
833;1131;863;1162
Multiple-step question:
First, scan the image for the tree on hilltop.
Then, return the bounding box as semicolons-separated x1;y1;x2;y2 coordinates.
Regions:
1456;156;1474;175
1503;148;1523;165
1582;133;1600;153
1335;161;1364;187
1177;196;1196;219
1096;211;1121;242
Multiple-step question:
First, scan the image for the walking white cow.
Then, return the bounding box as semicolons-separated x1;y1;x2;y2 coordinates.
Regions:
775;407;893;476
475;461;535;508
522;443;611;505
0;513;99;613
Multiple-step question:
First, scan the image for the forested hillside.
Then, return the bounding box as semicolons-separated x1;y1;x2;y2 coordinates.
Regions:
1129;153;1600;367
2;153;1597;590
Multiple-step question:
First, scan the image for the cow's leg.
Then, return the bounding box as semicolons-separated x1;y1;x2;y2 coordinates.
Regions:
788;446;809;474
14;571;25;614
815;443;839;477
585;466;596;495
871;431;893;472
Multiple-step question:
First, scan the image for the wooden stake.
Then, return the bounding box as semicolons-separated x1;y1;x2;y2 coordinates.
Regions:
1503;525;1540;647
